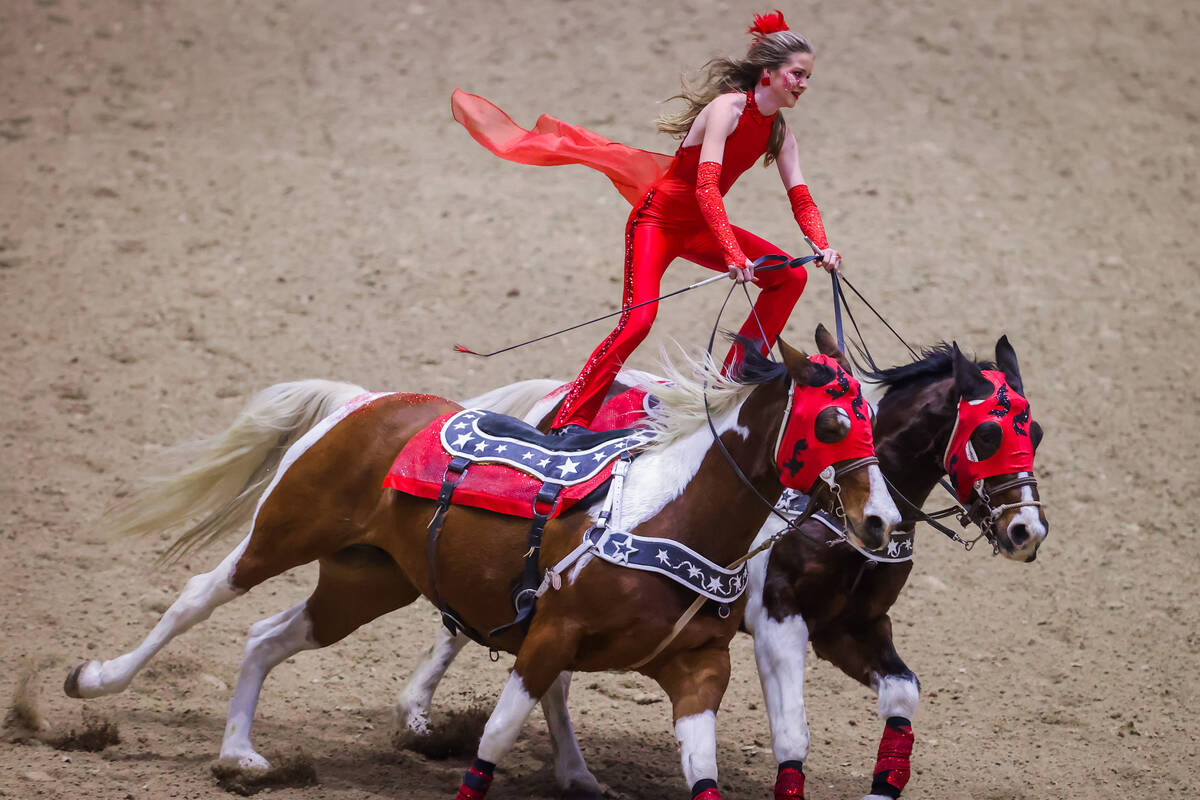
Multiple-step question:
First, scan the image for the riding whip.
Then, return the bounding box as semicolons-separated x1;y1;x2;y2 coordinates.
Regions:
453;253;817;358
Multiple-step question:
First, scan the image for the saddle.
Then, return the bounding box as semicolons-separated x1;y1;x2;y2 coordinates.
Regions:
383;387;654;640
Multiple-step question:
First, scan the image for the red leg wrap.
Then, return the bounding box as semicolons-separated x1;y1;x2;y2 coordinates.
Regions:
774;765;806;799
454;766;493;800
873;722;914;794
693;789;723;800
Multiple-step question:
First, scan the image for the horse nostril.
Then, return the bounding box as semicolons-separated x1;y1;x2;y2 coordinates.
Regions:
1009;523;1030;548
864;515;884;547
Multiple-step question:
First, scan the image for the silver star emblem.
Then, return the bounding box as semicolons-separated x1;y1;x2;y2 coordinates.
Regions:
656;549;671;565
687;565;702;579
557;457;579;476
706;576;724;593
452;433;473;448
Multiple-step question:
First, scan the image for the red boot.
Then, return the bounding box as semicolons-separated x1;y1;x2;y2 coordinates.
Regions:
454;759;494;800
774;761;806;799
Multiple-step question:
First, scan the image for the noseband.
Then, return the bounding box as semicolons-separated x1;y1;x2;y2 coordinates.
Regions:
953;473;1043;554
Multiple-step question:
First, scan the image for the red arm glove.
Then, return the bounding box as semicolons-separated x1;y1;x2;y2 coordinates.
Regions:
787;184;829;250
696;161;747;268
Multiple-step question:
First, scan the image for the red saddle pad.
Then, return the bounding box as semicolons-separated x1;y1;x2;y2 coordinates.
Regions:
383;386;651;519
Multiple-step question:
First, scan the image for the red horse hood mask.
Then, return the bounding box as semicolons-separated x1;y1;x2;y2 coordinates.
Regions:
775;355;876;492
944;370;1036;502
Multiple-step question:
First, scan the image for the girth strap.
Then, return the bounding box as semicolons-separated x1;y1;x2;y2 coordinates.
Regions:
489;481;563;638
425;456;487;643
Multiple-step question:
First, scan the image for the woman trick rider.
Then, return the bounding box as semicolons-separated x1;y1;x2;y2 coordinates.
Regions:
452;10;841;433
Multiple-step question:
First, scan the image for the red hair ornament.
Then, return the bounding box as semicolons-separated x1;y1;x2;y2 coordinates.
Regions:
749;9;789;41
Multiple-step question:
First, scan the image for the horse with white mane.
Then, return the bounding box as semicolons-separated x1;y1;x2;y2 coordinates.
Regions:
65;332;900;799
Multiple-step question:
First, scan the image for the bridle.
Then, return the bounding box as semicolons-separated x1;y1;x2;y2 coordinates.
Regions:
701;254;879;546
809;240;1044;558
953;473;1043;554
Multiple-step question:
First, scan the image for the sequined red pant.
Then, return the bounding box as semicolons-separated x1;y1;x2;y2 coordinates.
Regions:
553;193;807;429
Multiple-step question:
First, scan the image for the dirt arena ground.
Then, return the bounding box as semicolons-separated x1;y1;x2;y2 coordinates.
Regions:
2;1;1197;798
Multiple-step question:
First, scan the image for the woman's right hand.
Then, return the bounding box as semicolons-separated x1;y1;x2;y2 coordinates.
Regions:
728;257;756;284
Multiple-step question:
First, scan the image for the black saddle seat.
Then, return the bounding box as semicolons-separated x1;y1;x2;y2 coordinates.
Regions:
475;414;642;453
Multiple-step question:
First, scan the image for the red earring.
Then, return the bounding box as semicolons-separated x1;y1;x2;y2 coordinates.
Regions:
760;76;771;86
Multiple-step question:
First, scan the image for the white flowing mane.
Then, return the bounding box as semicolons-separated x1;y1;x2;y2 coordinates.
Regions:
638;346;759;450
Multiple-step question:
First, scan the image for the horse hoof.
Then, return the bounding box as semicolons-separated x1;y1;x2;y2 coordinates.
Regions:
560;778;605;800
405;711;431;736
63;662;88;698
216;751;272;772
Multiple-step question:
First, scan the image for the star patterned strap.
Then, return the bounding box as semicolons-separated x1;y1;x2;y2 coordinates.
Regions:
589;527;749;603
778;489;915;563
440;408;654;486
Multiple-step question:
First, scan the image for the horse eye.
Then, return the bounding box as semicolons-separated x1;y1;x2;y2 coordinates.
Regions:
1031;420;1044;451
814;406;851;444
967;421;1002;462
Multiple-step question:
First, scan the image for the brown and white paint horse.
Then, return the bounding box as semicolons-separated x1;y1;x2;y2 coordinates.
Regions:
64;334;900;800
396;335;1047;800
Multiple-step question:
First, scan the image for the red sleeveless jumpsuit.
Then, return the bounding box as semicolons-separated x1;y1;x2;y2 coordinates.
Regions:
451;90;806;429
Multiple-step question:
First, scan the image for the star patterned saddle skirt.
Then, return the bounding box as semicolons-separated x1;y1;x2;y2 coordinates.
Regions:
383;388;654;518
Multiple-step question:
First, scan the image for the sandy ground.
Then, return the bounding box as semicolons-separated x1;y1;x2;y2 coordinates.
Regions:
2;0;1198;798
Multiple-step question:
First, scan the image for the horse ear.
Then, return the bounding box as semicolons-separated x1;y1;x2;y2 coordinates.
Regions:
994;335;1024;395
814;323;840;357
952;342;993;402
814;324;852;371
778;336;814;381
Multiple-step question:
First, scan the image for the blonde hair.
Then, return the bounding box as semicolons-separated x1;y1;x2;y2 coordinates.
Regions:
657;30;814;167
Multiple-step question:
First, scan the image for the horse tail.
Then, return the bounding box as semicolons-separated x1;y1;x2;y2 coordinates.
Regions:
100;379;369;564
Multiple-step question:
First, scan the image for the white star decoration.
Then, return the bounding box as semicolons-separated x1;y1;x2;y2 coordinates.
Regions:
495;444;507;453
557;457;579;476
706;576;724;593
687;565;703;579
474;441;488;452
538;458;551;468
656;549;671;565
453;422;468;430
608;535;638;564
593;451;608;462
452;433;472;448
522;451;534;461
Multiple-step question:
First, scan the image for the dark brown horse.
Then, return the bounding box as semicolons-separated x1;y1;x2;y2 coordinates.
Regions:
396;335;1047;800
64;332;900;800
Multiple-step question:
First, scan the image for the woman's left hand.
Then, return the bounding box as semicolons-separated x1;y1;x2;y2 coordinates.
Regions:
817;248;842;274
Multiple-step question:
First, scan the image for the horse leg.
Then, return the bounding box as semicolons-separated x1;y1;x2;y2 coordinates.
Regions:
218;601;318;770
652;646;732;800
539;671;602;798
65;535;255;699
394;624;469;735
454;623;578;800
811;618;918;800
749;608;812;800
219;554;421;770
